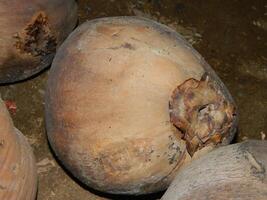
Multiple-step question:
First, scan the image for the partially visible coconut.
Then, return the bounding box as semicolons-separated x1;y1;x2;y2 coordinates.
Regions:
0;0;77;83
161;140;267;200
0;97;37;200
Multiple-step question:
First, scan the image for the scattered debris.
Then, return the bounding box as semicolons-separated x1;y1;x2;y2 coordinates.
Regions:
242;136;248;141
26;135;40;147
37;158;56;174
260;131;266;140
238;61;267;81
38;89;45;96
252;19;267;31
4;100;17;114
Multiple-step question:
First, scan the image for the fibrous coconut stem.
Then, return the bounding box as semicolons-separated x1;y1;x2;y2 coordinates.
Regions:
169;73;236;156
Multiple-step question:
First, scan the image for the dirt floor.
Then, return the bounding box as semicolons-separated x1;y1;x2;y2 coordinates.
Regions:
0;0;266;199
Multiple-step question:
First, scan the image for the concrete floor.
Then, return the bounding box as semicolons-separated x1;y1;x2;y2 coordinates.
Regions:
0;0;266;199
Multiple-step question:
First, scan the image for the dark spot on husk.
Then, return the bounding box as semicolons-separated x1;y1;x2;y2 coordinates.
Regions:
121;42;135;50
108;42;135;50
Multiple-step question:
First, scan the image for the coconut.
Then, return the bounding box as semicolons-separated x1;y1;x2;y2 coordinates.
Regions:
45;17;237;194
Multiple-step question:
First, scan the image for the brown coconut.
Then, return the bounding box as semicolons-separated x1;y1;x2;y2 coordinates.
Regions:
0;0;77;83
161;140;267;200
0;97;37;200
45;17;238;194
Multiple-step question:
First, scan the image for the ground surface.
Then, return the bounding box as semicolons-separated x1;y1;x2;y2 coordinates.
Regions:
0;0;266;199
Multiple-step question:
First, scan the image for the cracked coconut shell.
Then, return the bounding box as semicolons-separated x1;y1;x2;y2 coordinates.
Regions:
0;0;77;83
161;140;267;200
0;97;37;200
45;17;238;194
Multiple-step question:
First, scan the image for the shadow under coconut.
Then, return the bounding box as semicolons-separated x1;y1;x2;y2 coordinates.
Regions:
231;127;240;144
0;52;53;85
